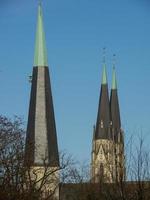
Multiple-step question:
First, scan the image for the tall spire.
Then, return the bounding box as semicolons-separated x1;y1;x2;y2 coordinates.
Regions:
102;48;107;85
112;67;117;90
34;3;48;67
110;61;121;138
112;55;117;90
25;4;59;167
95;51;111;140
102;64;107;85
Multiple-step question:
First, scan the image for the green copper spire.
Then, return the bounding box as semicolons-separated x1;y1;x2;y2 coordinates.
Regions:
112;67;117;90
101;48;107;85
101;63;107;84
34;3;48;67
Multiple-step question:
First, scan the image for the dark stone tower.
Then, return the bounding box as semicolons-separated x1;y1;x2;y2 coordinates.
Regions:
24;4;59;198
110;67;125;182
95;63;111;140
91;59;125;183
25;3;59;168
91;62;114;183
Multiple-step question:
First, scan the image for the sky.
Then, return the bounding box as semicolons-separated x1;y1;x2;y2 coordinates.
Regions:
0;0;150;162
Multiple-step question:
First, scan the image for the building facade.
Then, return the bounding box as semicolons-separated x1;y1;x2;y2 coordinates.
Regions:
24;3;125;199
91;64;125;183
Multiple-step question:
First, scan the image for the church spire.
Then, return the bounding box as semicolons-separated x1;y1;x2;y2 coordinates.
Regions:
34;3;48;67
25;3;59;167
110;59;121;139
112;67;117;90
102;63;107;85
112;55;117;90
102;48;107;85
95;51;111;140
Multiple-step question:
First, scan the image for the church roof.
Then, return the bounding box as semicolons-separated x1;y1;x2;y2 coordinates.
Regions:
25;4;59;167
95;64;111;140
110;67;121;140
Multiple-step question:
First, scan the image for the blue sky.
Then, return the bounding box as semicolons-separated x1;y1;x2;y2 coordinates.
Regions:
0;0;150;162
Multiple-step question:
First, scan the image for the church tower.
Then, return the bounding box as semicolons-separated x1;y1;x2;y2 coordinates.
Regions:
24;3;59;199
91;57;125;183
110;66;125;182
91;60;113;183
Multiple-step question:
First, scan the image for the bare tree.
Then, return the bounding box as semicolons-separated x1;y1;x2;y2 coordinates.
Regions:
0;115;75;200
60;134;150;200
0;115;25;199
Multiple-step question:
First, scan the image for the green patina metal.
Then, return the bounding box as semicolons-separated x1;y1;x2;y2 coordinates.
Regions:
34;4;48;67
101;63;107;84
112;67;117;89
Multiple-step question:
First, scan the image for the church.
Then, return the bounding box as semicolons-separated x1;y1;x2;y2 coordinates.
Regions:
24;3;125;200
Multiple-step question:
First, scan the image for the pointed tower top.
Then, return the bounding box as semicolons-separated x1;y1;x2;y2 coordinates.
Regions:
94;48;111;140
112;55;117;90
101;48;107;85
102;64;107;84
34;3;48;67
112;67;117;89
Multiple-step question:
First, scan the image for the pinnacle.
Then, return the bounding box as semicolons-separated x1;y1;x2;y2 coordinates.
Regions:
34;4;48;67
101;63;107;85
112;67;117;90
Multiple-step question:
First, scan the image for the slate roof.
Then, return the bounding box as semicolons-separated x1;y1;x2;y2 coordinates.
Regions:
110;68;121;142
95;64;111;140
24;3;59;167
